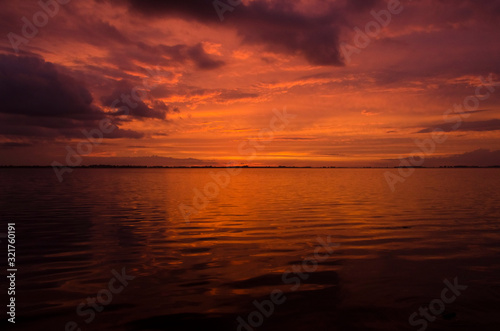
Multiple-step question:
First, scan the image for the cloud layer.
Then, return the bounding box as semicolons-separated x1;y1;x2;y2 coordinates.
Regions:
0;0;499;166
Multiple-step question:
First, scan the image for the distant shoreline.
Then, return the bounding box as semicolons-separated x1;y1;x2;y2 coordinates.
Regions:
1;165;499;169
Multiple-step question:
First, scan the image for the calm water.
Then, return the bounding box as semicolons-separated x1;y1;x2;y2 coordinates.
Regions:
1;168;500;330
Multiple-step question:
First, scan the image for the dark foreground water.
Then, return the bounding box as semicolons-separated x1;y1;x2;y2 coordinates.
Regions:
1;168;500;331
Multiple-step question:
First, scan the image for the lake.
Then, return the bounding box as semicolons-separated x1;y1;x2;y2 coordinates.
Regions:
1;168;500;330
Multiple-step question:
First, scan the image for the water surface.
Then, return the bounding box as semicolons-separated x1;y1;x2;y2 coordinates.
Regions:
1;168;500;330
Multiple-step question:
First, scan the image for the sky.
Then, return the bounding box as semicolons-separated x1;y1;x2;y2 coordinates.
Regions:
0;0;499;167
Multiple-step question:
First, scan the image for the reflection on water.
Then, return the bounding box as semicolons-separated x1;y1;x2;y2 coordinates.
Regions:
1;168;500;330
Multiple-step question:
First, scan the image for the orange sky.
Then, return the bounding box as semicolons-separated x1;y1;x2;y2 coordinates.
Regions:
1;0;500;166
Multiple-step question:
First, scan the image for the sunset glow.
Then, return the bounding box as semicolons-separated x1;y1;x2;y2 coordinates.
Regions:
1;0;499;167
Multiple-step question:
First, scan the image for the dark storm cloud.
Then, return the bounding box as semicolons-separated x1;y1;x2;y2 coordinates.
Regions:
0;142;33;149
78;19;131;46
0;113;144;139
346;0;383;12
0;54;145;139
117;0;218;20
109;0;364;66
417;119;500;133
185;43;225;70
105;128;144;139
101;83;170;120
0;54;104;120
136;42;225;70
434;0;500;22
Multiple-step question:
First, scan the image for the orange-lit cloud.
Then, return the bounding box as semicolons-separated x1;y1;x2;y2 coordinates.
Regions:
0;0;499;166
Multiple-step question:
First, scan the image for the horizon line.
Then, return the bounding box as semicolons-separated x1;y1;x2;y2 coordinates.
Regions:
1;165;500;169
